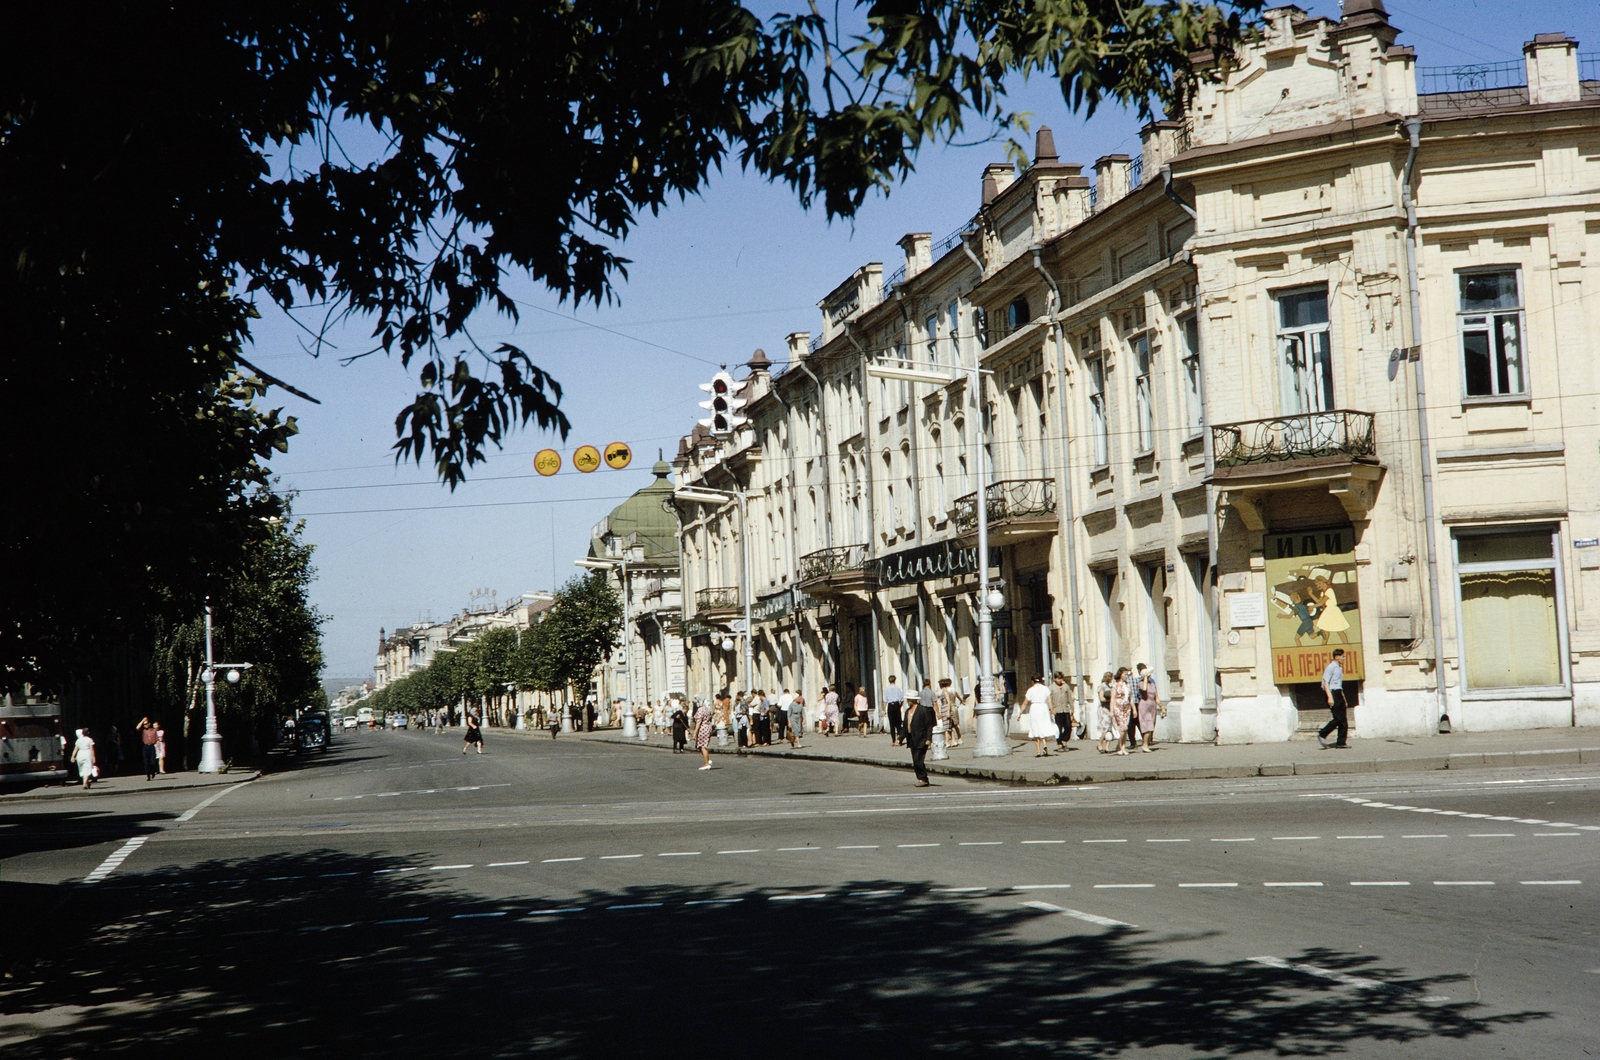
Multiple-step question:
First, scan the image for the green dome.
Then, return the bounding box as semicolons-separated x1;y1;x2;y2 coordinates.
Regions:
588;460;678;565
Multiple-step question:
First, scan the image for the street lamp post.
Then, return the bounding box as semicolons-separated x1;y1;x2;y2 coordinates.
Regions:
197;599;252;774
673;487;754;701
865;360;1009;757
575;557;634;737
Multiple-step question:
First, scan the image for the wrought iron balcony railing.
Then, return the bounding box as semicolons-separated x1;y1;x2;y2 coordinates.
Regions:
953;478;1057;532
1212;410;1376;468
797;544;870;583
693;586;741;613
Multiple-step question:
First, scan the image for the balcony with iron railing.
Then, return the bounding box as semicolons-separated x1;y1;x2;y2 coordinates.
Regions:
693;586;741;616
1418;53;1600;115
796;543;874;597
1209;410;1383;529
952;478;1058;543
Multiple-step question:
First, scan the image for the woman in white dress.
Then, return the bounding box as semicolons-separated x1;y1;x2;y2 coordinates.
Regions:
1024;674;1056;757
1313;576;1350;644
72;728;97;789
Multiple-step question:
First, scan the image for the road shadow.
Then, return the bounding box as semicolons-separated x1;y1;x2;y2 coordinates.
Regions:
0;851;1546;1058
0;810;173;860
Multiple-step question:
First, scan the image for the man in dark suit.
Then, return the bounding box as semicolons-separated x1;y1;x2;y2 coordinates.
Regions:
905;690;934;787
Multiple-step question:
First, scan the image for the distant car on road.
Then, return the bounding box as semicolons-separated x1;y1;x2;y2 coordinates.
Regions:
342;716;359;730
356;707;373;726
389;713;408;730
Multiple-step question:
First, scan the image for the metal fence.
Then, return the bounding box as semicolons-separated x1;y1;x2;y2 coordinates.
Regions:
693;586;741;612
1212;410;1376;468
952;478;1057;531
797;543;870;582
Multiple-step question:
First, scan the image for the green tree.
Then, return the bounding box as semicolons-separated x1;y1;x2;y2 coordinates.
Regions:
3;2;1258;689
540;571;623;729
152;505;326;764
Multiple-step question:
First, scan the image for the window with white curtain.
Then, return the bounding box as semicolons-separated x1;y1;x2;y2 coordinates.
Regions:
1181;315;1203;437
925;313;940;364
1454;527;1566;693
1087;355;1108;467
1458;268;1526;397
1133;334;1154;453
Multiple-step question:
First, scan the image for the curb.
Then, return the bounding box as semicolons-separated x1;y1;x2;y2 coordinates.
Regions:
575;732;1600;787
0;770;262;802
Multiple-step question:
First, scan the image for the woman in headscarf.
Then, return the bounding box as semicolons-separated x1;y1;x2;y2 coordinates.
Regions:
693;697;716;771
1109;668;1134;756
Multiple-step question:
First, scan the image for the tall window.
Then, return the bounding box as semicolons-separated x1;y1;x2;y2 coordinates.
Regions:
902;441;915;534
1031;379;1048;479
930;427;947;517
948;302;961;361
1455;527;1565;692
1275;287;1333;413
1458;269;1525;397
1181;315;1203;437
1010;389;1028;477
925;313;940;364
954;416;970;495
1087;355;1108;466
1132;334;1154;453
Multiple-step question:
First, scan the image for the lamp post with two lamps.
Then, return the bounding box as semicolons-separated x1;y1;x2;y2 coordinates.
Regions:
574;556;635;738
672;487;754;707
197;600;252;774
864;359;1010;757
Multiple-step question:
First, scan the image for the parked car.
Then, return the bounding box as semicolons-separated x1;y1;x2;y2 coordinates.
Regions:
389;713;408;730
342;716;359;730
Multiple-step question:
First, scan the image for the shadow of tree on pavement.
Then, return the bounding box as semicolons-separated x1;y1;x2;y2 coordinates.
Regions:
0;850;1546;1058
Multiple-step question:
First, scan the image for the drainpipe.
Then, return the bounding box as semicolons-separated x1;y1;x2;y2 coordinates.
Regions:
794;359;835;551
846;323;884;712
1165;165;1221;736
1031;246;1087;722
1400;116;1451;731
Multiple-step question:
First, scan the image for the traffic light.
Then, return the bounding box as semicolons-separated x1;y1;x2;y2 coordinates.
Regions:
697;371;747;435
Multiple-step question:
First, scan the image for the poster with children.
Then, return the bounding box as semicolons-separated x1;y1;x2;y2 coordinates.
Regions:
1264;526;1364;684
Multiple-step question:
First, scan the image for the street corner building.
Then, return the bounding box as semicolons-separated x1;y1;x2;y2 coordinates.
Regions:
655;2;1600;747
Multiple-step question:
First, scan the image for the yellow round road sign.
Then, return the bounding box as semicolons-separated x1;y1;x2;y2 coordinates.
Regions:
573;445;602;473
603;442;632;470
533;449;562;476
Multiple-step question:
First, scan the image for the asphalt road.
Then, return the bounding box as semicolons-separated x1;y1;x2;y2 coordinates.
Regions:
3;726;1596;1058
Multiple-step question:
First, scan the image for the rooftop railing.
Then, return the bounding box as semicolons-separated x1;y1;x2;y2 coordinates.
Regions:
1212;410;1376;468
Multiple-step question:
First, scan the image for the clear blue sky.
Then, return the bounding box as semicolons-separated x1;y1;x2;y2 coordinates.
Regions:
246;0;1600;680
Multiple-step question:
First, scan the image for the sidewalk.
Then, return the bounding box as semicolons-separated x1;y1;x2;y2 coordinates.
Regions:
0;767;261;802
578;725;1600;786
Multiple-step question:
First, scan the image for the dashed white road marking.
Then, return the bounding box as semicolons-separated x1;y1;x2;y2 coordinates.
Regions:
848;889;903;897
1521;880;1581;885
1021;840;1065;845
768;892;827;901
1147;839;1189;843
1179;882;1238;889
82;836;149;885
1022;900;1137;929
1012;884;1072;891
658;852;701;857
1434;880;1495;886
1211;837;1255;842
607;902;664;910
718;849;761;855
542;857;583;863
599;855;642;860
776;846;821;852
1403;834;1448;839
683;899;743;906
837;844;879;850
959;841;1002;846
1265;882;1324;888
1095;883;1154;889
1351;881;1410;887
1469;833;1515;838
1273;836;1320;841
1251;956;1382;990
1536;832;1581;837
1083;839;1126;844
932;886;988;893
488;861;529;867
430;864;472;871
897;843;940;848
1337;835;1383;840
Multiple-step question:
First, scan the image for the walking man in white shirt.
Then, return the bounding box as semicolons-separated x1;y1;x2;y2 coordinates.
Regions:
1318;648;1351;748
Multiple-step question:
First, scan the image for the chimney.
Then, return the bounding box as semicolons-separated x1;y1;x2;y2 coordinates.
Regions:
1524;34;1580;104
1139;120;1185;181
1092;154;1133;209
1034;126;1059;165
981;162;1015;206
786;331;811;362
897;232;933;281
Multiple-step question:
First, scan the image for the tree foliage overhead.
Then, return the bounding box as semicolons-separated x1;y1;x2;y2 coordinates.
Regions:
1;1;1257;689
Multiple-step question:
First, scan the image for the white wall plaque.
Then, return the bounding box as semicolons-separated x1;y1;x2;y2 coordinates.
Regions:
1229;592;1267;628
